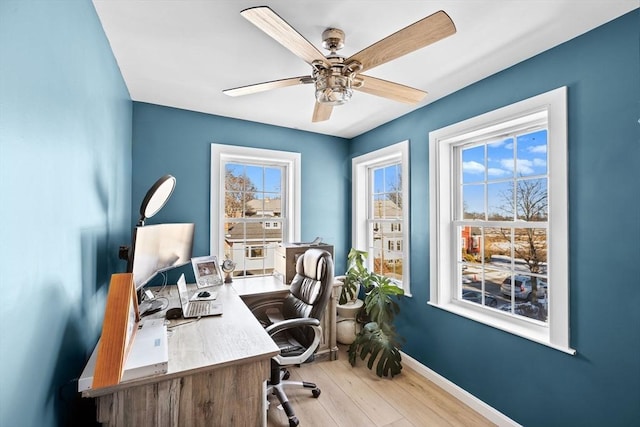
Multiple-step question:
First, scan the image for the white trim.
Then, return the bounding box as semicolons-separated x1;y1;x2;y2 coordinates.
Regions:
352;140;411;295
401;351;522;427
210;144;301;257
429;87;574;354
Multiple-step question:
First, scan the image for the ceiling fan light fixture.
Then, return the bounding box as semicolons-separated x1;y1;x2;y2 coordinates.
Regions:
314;73;353;105
312;56;361;106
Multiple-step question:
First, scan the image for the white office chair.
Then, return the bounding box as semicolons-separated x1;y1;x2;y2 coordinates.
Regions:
264;248;334;427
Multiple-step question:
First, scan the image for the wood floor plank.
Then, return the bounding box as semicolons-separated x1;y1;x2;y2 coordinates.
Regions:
384;419;418;427
301;362;377;427
319;353;404;426
396;367;495;427
267;346;495;427
351;363;455;427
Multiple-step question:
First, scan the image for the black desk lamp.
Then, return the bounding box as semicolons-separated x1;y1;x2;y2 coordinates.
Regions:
119;174;177;269
137;174;176;226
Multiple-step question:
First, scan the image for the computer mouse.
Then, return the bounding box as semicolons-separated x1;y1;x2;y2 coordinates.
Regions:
165;307;183;320
197;291;211;298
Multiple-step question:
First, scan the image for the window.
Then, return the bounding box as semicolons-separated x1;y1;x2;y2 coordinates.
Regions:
429;87;574;354
211;144;300;277
353;140;410;294
245;246;265;259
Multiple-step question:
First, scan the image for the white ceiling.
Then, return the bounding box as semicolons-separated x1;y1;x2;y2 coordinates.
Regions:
93;1;637;139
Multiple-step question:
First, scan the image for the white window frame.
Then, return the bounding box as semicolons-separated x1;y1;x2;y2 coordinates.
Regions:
428;87;574;354
353;140;411;295
210;144;301;259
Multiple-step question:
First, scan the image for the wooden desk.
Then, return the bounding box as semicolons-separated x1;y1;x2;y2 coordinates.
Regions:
82;282;279;427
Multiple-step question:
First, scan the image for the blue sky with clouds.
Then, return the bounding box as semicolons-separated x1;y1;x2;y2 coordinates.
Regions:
462;129;547;218
226;163;282;197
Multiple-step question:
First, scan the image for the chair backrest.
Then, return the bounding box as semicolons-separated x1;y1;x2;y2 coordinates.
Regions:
282;248;334;330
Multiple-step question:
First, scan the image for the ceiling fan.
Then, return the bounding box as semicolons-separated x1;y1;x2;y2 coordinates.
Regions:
223;6;456;123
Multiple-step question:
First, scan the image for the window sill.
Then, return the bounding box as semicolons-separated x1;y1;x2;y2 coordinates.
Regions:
427;300;576;355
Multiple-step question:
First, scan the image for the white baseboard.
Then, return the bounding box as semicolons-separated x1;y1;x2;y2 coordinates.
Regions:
400;351;521;427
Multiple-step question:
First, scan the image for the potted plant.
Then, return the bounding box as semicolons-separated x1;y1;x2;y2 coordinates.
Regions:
341;249;405;378
338;248;371;304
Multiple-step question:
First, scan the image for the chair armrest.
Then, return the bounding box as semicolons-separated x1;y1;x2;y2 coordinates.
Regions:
271;323;323;366
265;317;320;336
266;318;323;366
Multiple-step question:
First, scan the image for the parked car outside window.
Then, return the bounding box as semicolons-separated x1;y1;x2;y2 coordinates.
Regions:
500;275;547;301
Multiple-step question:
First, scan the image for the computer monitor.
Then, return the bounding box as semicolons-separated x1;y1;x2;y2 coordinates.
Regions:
130;223;195;290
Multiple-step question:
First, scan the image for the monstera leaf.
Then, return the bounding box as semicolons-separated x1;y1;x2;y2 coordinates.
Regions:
339;248;373;304
364;275;403;326
348;322;402;378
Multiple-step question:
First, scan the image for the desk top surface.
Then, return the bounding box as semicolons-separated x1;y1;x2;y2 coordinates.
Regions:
82;276;286;397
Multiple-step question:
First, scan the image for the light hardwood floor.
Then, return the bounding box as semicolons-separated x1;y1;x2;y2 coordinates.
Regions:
267;346;496;427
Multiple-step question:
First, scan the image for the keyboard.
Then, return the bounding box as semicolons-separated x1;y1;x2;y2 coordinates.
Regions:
186;301;210;317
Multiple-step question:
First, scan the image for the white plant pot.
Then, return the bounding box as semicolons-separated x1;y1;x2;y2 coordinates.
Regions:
336;298;363;345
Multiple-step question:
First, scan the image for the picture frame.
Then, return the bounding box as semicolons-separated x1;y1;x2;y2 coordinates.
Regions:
191;255;223;288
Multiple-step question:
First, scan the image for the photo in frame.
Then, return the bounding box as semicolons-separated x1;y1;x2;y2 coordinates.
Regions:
191;255;223;288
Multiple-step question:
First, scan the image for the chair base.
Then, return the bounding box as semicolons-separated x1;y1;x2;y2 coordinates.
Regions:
267;367;321;427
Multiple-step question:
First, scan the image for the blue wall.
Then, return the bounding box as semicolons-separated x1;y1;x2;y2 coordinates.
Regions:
0;1;132;426
351;10;640;427
131;103;351;274
1;2;636;426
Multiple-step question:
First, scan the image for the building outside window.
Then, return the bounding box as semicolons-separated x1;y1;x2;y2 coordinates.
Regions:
429;87;573;354
211;144;300;277
353;140;410;294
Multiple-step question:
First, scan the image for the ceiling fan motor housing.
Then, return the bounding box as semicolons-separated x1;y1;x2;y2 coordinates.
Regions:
321;28;345;52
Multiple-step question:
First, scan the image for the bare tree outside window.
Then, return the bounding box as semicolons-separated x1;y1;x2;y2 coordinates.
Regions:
498;178;548;303
225;169;257;218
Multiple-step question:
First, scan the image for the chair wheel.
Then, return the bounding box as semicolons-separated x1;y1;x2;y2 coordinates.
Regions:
289;416;299;427
312;388;321;398
282;370;290;380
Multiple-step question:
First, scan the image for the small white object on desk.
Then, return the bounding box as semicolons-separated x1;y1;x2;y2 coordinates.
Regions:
78;318;169;392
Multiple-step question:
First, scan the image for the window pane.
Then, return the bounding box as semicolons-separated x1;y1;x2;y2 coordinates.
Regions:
225;163;244;189
514;227;547;275
264;167;281;193
462;145;485;184
460;226;483;263
224;191;244;218
369;221;403;283
373;167;384;193
516;130;547;177
499;273;548;322
384;199;402;218
485;226;512;266
373;163;402;217
373;194;385;219
484;267;510;307
515;178;548;221
487;137;514;180
487;181;513;220
248;196;282;218
462;184;484;219
385;164;401;193
244;165;263;191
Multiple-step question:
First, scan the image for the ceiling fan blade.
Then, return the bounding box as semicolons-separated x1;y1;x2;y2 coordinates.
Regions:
312;102;333;122
241;6;331;68
347;10;456;73
355;75;427;104
223;76;312;97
